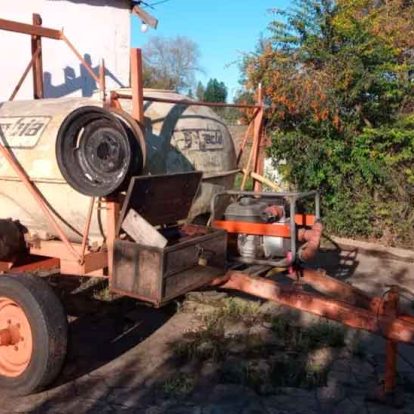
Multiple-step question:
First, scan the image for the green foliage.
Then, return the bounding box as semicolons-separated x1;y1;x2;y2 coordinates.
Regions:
243;0;414;245
204;78;228;103
195;81;205;101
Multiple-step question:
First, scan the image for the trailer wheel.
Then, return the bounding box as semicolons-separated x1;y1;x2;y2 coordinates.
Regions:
0;274;67;396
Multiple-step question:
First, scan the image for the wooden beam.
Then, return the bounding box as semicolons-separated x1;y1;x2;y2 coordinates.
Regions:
132;5;158;29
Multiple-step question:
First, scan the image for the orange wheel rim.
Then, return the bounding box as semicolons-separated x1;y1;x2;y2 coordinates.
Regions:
0;297;33;377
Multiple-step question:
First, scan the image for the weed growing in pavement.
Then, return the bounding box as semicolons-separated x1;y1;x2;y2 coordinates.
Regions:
172;296;346;390
162;373;195;397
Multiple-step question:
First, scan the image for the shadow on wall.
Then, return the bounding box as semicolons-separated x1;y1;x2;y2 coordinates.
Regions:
44;54;125;98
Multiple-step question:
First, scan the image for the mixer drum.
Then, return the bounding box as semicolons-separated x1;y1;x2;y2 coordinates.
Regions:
0;92;236;244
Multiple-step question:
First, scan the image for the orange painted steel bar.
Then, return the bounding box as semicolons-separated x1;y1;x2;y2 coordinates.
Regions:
31;13;44;99
9;48;41;101
130;48;144;123
80;197;95;265
99;60;106;103
106;198;120;279
0;18;62;40
1;16;100;102
114;92;261;110
295;214;316;226
61;34;100;84
240;122;257;190
252;86;265;192
213;271;414;345
0;143;81;261
213;220;291;238
11;258;60;273
213;214;316;238
290;268;376;310
236;109;259;166
383;288;400;395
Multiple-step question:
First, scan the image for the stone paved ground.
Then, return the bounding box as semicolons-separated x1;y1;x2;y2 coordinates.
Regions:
1;241;414;413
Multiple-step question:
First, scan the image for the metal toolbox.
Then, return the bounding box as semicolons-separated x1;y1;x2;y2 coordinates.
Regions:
111;172;227;306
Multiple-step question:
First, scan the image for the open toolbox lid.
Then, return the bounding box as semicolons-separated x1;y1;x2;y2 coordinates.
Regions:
117;171;203;232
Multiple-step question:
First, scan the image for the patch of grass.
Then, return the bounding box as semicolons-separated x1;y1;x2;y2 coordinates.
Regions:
173;332;225;362
172;298;346;391
234;173;254;191
271;315;345;352
306;322;345;348
173;297;261;362
208;297;261;327
162;373;195;397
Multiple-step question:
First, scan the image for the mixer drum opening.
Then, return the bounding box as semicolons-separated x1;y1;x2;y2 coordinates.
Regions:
56;106;143;197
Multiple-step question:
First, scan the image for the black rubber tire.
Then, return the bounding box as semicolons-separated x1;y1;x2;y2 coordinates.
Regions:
0;274;67;396
56;106;136;197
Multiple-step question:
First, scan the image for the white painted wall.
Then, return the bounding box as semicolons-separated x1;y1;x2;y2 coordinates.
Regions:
0;0;131;101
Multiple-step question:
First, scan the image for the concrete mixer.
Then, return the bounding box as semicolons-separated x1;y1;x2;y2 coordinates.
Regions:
0;90;236;245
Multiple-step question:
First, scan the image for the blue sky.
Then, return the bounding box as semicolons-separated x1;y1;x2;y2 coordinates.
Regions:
131;1;290;100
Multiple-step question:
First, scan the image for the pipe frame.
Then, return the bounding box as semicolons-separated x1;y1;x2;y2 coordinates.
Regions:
210;190;320;265
211;271;414;346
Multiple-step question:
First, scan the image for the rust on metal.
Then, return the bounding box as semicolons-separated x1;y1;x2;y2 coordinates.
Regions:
0;328;12;346
252;85;264;192
11;258;60;273
0;17;62;39
131;48;145;123
213;271;414;345
80;197;96;265
99;59;106;103
237;110;256;165
297;221;323;262
236;109;258;166
241;111;258;190
289;268;375;309
105;198;120;279
31;14;44;99
60;251;108;276
383;288;400;395
113;92;261;109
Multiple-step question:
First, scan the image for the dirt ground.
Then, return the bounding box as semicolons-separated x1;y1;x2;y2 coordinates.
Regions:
2;240;414;414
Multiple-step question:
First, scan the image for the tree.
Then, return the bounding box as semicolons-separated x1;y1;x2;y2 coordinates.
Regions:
242;0;414;245
234;89;256;124
195;81;205;101
204;78;228;103
142;36;203;92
